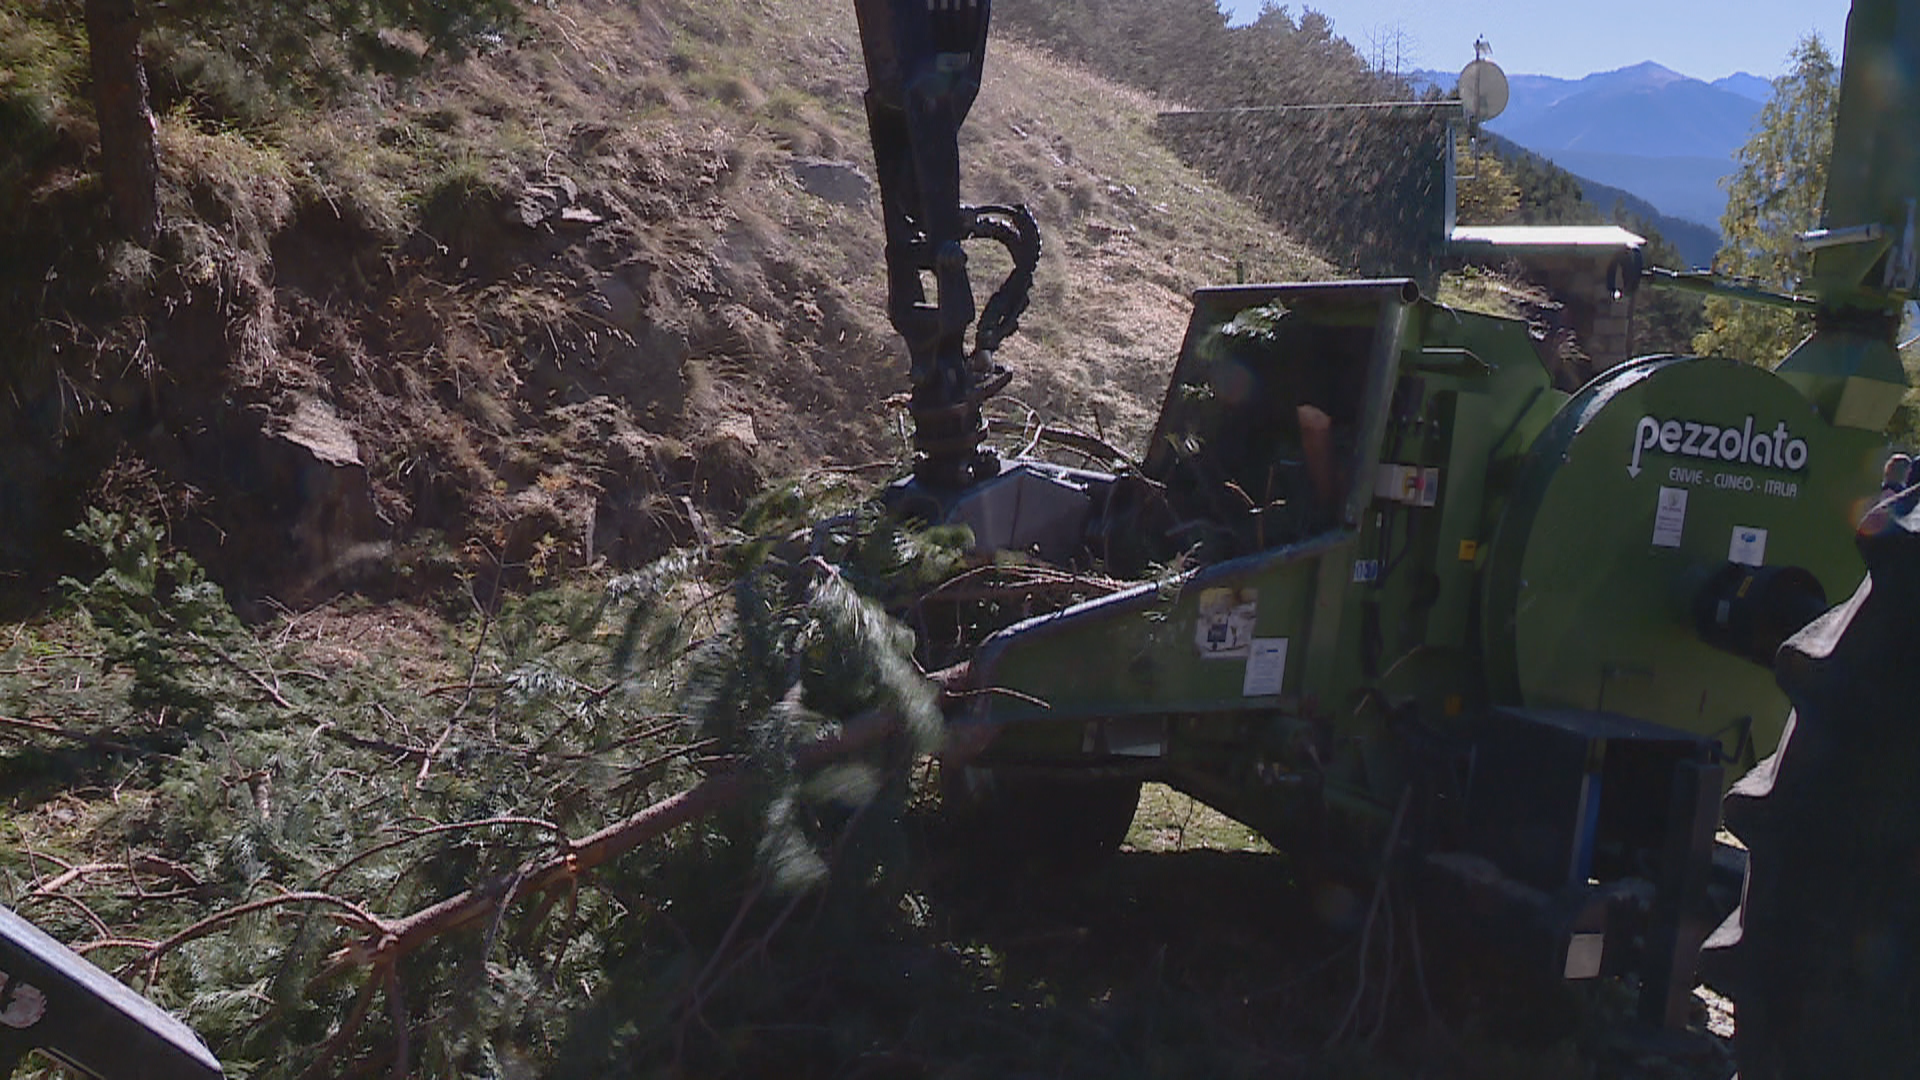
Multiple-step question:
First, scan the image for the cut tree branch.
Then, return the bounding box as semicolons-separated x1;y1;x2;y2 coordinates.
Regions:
128;891;390;981
320;816;569;890
0;713;147;755
320;710;900;976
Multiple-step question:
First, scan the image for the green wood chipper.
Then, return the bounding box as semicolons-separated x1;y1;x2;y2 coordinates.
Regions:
852;0;1918;1032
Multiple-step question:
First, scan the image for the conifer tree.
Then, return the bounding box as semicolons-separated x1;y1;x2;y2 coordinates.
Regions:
1453;132;1521;224
80;0;519;243
1693;35;1840;366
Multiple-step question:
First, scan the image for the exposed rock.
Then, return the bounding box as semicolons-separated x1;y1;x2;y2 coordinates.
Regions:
511;174;583;227
279;396;363;467
790;157;874;208
266;396;383;593
542;173;580;204
595;274;643;329
686;415;761;512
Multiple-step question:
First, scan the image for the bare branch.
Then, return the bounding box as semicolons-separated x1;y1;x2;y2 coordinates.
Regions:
323;710;900;976
29;862;122;896
320;817;569;891
128;891;391;980
0;713;146;755
75;937;158;956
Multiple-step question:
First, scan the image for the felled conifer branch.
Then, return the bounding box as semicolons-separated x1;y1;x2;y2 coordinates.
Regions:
316;708;902;979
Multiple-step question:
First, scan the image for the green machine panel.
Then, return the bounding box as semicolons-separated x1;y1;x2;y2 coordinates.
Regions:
1481;356;1887;766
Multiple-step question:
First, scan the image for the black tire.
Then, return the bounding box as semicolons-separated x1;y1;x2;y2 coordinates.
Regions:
941;765;1142;869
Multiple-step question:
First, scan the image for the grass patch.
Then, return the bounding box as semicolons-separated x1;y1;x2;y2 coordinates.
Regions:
0;4;85;213
282;122;420;242
1126;782;1276;854
145;30;281;132
159;121;295;245
1435;265;1556;319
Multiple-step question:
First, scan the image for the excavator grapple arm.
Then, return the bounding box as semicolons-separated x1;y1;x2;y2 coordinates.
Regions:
854;0;1038;489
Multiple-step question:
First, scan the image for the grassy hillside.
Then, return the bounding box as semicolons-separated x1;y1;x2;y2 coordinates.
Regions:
0;3;1431;1077
0;0;1325;609
989;0;1707;352
0;3;1744;1078
996;0;1449;277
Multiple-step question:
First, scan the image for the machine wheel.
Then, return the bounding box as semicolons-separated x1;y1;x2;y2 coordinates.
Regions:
940;766;1142;869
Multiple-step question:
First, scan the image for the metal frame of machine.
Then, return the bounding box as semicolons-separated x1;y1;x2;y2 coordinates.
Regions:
852;0;1918;1034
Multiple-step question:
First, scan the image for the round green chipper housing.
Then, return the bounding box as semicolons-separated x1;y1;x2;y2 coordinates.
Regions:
1481;356;1888;769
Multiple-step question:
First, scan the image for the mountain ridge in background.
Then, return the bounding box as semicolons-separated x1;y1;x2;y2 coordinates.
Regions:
1540;150;1734;234
1713;72;1775;101
1483;134;1723;269
1412;61;1768;241
1494;62;1761;159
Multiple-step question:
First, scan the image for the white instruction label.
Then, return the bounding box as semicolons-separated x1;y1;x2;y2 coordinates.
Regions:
1729;526;1768;566
1652;486;1689;548
1195;587;1257;658
1373;465;1441;507
1242;638;1289;697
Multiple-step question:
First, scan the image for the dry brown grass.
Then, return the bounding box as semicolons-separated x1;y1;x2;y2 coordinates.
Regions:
4;0;1340;602
968;42;1332;447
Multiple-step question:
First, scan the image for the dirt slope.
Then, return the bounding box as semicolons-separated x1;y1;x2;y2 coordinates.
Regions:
0;0;1330;607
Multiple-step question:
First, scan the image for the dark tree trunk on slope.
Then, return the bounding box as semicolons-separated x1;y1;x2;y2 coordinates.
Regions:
85;0;159;246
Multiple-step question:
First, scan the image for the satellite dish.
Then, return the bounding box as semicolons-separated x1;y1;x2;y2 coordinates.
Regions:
1458;58;1509;122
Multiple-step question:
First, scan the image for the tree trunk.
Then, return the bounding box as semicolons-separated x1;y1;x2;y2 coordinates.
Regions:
85;0;159;246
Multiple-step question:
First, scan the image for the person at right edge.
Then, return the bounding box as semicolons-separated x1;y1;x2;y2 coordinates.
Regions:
1715;455;1920;1078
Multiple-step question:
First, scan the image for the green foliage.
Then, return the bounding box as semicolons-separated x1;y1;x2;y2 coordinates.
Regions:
1219;300;1294;345
25;516;674;1072
0;4;84;214
1454;133;1521;225
0;500;971;1076
1613;207;1709;355
1500;146;1602;227
144;28;281;130
653;487;957;894
726;476;972;604
61;508;252;715
1694;36;1839;366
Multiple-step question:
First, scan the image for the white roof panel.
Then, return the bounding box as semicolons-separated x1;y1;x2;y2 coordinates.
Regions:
1448;224;1647;252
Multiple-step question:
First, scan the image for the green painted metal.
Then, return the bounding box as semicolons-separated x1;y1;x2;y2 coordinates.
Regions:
955;0;1920;808
1641;269;1818;312
1480;356;1885;767
854;0;1920;1031
960;280;1890;828
1776;331;1908;433
1813;0;1920;303
940;251;1889;1022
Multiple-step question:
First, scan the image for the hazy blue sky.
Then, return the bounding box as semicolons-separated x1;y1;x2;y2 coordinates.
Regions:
1220;0;1851;81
